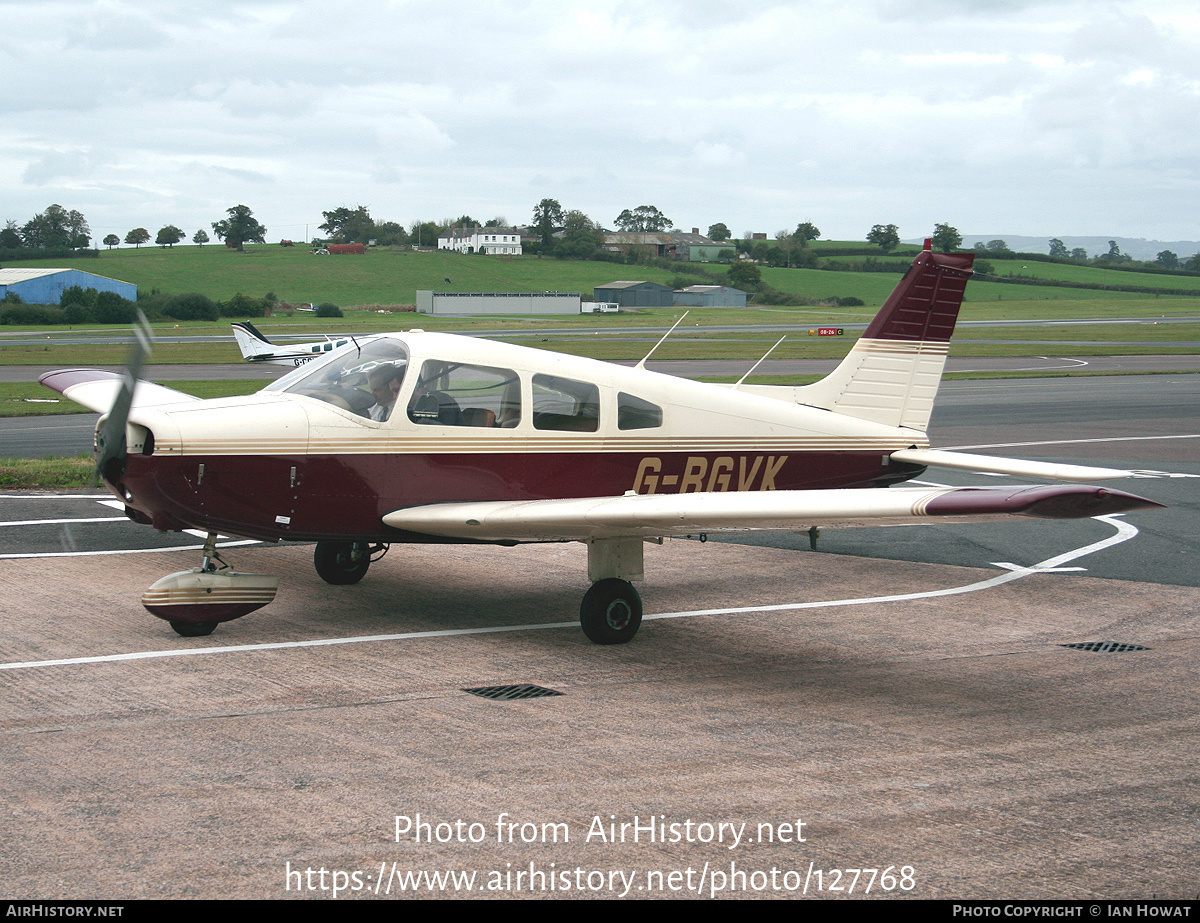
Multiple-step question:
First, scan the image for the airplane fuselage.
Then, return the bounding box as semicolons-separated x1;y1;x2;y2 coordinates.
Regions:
115;331;928;543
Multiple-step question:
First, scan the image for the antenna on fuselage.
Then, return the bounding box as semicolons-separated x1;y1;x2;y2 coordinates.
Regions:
734;335;786;389
635;311;689;370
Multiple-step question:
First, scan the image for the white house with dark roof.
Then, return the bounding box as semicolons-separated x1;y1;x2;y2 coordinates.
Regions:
437;227;523;255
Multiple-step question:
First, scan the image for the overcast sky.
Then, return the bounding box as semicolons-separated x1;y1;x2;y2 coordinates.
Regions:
3;0;1197;246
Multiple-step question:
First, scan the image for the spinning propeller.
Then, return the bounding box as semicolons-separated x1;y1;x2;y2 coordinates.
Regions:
94;309;153;486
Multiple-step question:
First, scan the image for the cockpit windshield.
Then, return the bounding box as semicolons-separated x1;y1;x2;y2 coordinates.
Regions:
263;336;410;419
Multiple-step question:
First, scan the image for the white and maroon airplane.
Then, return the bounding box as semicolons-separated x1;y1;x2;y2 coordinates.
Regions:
41;244;1160;642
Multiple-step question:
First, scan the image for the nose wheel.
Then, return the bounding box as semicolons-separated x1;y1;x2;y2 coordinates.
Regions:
580;578;642;645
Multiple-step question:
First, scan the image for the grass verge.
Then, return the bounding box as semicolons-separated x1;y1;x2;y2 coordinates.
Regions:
0;455;94;489
0;380;268;416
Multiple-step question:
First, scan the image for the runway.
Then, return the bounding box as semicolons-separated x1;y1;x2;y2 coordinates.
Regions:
0;370;1196;899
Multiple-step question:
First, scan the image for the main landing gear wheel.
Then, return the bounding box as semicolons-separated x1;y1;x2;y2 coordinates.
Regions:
314;540;372;585
580;578;643;645
169;620;218;638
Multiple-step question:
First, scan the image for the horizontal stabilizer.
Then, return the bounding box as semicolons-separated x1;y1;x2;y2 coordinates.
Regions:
383;484;1161;543
39;369;200;414
891;448;1134;482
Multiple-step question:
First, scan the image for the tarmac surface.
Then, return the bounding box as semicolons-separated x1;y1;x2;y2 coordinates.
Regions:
0;375;1197;900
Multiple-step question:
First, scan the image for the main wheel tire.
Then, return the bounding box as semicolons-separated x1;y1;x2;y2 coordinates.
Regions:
170;620;218;637
580;578;643;645
314;540;370;585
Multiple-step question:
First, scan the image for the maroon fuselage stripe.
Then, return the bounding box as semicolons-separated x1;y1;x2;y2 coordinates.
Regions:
118;451;924;542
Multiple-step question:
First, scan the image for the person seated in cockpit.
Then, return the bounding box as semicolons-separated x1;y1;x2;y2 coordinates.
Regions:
365;364;403;421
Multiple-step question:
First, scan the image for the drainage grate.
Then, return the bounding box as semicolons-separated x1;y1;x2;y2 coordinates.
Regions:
1061;641;1150;654
464;684;564;700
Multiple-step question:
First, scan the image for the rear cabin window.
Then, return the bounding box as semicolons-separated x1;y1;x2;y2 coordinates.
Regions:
532;374;600;432
407;360;521;428
617;392;663;430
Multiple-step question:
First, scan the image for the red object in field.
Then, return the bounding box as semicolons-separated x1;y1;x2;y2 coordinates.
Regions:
280;239;294;247
327;243;366;255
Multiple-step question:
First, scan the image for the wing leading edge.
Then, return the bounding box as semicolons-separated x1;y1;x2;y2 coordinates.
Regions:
383;485;1162;543
39;369;201;414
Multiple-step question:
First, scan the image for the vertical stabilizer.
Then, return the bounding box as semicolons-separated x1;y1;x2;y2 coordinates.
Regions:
790;245;974;431
231;322;275;360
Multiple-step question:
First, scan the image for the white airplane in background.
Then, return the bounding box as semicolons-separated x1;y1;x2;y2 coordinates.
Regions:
42;243;1161;642
231;320;354;366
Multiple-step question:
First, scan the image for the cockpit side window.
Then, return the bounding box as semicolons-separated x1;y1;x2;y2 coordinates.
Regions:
533;374;600;432
407;360;521;428
266;338;409;418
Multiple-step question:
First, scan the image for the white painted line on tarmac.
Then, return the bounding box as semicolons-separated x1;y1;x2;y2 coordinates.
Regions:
950;434;1200;450
646;515;1138;621
953;357;1089;373
0;516;1139;672
0;539;260;560
0;516;126;527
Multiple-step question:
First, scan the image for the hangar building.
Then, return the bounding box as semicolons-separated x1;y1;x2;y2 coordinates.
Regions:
417;291;581;315
672;285;747;307
0;268;137;305
592;280;674;308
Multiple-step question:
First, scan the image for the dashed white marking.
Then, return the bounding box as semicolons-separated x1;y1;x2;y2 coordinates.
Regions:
0;516;1139;672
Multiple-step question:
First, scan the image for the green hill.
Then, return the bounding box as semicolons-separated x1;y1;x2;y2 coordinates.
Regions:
7;246;698;308
7;243;1200;323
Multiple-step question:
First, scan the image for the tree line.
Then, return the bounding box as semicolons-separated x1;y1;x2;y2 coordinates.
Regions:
9;201;1198;273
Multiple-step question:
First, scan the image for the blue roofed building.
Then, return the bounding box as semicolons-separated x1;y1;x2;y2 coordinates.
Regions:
0;268;137;305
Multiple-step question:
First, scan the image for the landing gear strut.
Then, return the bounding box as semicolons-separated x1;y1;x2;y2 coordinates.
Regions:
313;540;387;585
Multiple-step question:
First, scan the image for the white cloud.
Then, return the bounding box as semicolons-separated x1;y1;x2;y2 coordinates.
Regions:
1;0;1198;241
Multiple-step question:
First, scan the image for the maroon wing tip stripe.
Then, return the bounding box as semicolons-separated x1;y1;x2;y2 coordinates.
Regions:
38;368;123;393
925;486;1164;519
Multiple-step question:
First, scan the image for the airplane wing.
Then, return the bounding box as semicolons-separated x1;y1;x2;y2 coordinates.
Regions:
39;369;202;414
382;484;1161;543
890;448;1133;481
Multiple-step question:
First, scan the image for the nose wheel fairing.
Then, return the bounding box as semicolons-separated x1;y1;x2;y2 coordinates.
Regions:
141;533;278;636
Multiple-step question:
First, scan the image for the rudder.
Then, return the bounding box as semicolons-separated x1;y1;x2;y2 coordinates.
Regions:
791;244;974;431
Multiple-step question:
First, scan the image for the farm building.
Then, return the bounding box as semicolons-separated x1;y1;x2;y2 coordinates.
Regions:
593;280;674;308
0;268;136;305
437;227;523;255
602;229;730;262
673;285;747;307
417;291;580;315
669;229;733;262
602;233;676;261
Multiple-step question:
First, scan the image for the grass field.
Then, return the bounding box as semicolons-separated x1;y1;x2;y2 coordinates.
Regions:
11;243;1200;313
2;245;1197;378
8;246;706;307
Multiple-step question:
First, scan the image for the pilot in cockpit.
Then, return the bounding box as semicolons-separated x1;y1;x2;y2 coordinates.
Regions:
366;364;404;421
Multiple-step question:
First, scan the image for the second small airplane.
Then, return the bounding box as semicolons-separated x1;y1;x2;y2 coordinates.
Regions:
231;321;355;367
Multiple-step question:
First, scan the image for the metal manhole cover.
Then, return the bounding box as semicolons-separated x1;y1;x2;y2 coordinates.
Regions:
464;684;563;700
1061;641;1150;653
